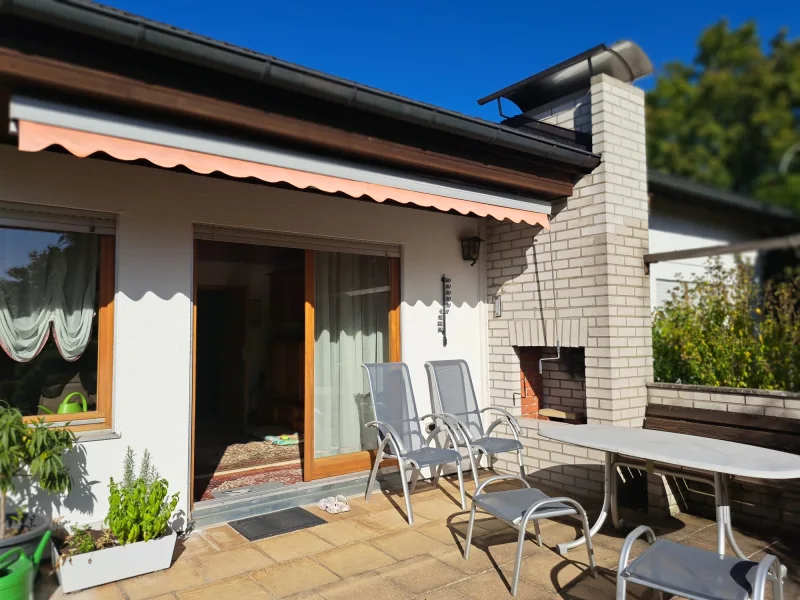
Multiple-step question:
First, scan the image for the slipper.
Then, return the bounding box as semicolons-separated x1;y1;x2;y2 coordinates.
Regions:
334;495;351;513
317;497;335;512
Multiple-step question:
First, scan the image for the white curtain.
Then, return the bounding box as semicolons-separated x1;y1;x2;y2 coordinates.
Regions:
0;230;98;362
314;252;389;458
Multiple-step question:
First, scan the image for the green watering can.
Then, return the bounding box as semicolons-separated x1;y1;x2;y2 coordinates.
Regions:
0;530;51;600
58;392;87;415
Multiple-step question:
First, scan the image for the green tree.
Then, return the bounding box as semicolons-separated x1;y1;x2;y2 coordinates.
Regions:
646;20;800;212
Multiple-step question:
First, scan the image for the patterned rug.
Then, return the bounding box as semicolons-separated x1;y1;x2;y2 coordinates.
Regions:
195;439;303;476
199;463;303;501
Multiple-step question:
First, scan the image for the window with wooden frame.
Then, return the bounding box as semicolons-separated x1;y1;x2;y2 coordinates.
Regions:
0;220;115;432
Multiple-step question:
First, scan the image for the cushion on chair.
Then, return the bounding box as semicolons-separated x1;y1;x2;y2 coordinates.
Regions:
404;447;462;468
474;487;576;525
622;539;758;600
472;436;524;455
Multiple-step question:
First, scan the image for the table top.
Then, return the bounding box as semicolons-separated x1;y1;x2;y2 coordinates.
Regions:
539;424;800;479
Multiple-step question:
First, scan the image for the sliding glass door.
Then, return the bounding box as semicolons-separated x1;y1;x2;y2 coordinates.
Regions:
304;250;400;480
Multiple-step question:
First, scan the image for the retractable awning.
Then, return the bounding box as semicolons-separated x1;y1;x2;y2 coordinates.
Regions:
9;97;552;228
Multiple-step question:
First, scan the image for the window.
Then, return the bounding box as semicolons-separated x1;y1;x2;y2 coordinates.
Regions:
0;226;114;430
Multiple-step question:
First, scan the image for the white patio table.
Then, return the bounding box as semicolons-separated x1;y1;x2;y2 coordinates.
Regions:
538;424;800;561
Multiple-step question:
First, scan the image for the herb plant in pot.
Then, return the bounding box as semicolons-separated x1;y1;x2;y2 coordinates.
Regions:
53;447;180;593
0;404;76;556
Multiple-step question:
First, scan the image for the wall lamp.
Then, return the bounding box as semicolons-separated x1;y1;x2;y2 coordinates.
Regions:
460;236;483;266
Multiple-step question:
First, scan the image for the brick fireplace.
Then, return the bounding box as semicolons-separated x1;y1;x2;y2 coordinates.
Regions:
519;346;587;423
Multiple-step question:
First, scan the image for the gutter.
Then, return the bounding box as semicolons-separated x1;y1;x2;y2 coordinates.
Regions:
0;0;602;172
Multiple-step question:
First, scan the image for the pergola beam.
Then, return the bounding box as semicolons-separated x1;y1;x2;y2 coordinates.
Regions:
644;233;800;274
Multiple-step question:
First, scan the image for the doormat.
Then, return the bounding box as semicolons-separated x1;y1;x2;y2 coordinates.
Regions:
228;507;326;541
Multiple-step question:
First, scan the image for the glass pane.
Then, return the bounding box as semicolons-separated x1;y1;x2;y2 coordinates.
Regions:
314;252;390;458
0;227;100;417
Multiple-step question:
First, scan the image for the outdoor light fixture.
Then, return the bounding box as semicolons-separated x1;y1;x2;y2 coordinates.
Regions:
460;236;482;266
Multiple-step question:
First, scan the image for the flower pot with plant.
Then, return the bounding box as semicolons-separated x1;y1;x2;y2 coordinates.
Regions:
0;404;76;556
52;447;180;593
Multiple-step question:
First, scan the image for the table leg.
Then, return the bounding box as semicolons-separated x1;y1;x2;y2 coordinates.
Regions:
715;473;787;579
719;474;746;559
557;451;617;555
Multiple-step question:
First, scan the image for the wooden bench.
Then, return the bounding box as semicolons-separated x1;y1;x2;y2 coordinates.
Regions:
644;404;800;494
643;404;800;455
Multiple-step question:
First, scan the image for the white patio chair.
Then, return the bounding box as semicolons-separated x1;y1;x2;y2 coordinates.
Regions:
617;525;784;600
425;359;525;485
362;362;467;525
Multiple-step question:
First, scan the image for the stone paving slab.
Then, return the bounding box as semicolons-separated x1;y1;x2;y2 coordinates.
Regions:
36;472;799;600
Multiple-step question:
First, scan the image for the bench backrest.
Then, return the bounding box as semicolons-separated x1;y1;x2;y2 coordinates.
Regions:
644;404;800;455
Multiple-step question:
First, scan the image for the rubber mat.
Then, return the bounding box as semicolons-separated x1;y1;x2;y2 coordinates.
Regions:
228;507;326;541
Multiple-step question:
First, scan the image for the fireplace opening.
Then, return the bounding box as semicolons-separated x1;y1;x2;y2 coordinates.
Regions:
518;346;587;423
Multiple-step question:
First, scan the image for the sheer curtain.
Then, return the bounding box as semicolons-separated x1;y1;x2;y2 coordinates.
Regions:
0;229;98;362
314;251;389;458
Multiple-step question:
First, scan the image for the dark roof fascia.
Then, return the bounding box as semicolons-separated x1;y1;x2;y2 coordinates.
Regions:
648;170;800;224
0;0;601;172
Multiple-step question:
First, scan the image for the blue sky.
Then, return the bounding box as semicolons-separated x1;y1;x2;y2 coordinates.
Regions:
104;0;797;121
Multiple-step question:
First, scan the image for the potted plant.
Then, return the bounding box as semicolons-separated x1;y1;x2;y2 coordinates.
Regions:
53;447;180;593
0;404;76;556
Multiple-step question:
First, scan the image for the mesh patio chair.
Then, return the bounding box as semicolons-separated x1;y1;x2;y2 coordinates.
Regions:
425;359;525;484
617;526;784;600
464;474;597;597
362;362;467;525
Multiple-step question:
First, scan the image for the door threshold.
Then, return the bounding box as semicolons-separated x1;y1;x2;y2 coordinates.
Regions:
191;468;399;530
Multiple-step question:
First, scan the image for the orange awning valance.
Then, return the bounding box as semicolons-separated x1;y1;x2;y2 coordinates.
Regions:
16;118;550;228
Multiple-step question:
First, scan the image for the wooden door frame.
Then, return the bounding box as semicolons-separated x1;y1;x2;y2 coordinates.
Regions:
190;280;249;505
303;251;401;481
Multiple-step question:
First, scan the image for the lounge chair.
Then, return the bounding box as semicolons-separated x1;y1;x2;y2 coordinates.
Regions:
425;359;525;484
362;362;467;525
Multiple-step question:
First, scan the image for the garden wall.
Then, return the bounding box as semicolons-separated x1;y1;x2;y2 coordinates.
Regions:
647;382;800;534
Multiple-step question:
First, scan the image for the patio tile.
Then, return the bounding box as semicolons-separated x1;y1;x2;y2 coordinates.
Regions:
281;593;325;600
176;575;270;600
653;513;716;542
378;555;467;594
173;534;215;564
202;525;249;550
515;550;595;593
309;502;371;523
411;498;468;522
349;492;404;513
310;518;382;546
255;529;335;562
316;572;412;600
369;529;448;560
686;523;773;557
429;546;500;576
417;587;470;600
190;546;275;582
44;582;127;600
451;570;554;599
357;507;429;532
414;518;487;546
314;541;396;577
119;562;206;600
468;528;543;566
249;557;340;598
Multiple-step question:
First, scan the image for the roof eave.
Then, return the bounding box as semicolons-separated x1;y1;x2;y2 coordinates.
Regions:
0;0;601;173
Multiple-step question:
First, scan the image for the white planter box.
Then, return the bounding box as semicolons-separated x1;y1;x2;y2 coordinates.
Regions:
52;529;177;593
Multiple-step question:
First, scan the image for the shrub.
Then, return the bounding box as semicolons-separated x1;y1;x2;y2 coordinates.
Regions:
0;405;76;538
105;447;179;545
653;259;800;391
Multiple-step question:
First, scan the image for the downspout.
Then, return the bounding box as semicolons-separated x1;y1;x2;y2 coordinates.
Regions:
540;215;561;373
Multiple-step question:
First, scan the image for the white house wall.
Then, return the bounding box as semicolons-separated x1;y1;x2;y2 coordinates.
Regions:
649;208;757;310
0;146;486;525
